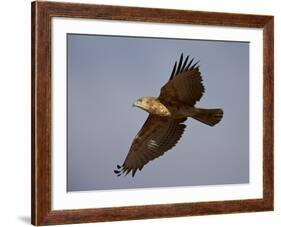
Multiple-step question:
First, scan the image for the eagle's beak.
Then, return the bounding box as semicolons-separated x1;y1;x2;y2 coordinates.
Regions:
133;100;141;108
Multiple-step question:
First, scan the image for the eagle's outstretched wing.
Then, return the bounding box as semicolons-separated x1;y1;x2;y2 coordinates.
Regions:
114;115;186;177
158;54;205;107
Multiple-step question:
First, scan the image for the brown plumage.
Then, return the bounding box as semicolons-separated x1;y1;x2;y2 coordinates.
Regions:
114;53;223;177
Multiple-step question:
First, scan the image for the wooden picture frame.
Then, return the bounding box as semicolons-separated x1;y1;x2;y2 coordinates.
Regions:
31;1;274;225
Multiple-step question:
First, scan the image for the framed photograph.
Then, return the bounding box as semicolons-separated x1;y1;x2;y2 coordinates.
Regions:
31;1;274;226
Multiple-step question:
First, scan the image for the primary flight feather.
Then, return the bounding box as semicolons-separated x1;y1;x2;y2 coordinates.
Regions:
114;53;223;177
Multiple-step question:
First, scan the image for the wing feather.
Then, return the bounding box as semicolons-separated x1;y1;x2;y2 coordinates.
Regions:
160;55;205;107
115;115;186;177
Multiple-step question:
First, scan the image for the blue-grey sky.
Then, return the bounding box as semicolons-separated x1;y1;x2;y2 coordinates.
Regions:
67;34;249;191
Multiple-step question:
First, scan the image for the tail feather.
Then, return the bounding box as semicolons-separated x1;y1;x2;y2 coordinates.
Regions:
192;108;223;126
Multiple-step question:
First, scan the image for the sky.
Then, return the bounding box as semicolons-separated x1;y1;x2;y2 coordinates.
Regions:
67;34;249;191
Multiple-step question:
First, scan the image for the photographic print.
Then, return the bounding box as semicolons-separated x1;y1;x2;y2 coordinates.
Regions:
67;34;249;191
32;2;273;225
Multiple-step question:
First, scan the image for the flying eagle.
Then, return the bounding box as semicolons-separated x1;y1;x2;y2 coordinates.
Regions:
114;53;223;177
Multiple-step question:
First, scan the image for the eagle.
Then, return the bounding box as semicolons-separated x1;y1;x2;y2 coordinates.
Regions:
114;53;223;177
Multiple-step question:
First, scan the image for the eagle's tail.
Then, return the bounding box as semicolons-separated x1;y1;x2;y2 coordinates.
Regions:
192;108;223;126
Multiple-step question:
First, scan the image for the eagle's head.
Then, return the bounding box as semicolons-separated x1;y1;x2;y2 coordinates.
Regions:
133;97;170;117
133;97;156;110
